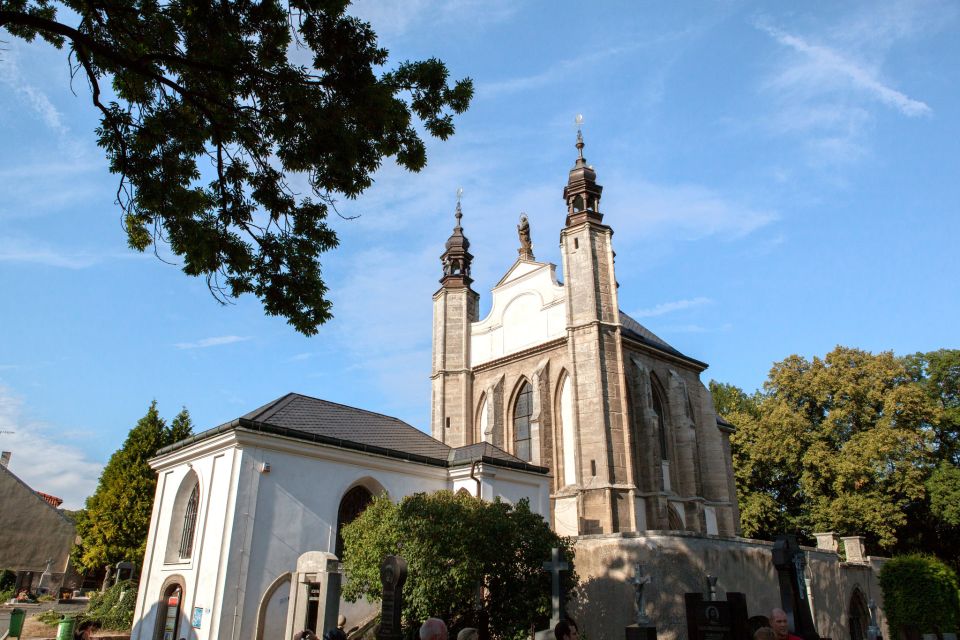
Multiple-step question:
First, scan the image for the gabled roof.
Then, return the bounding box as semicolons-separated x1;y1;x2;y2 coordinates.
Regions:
619;310;708;369
494;258;556;288
156;393;548;475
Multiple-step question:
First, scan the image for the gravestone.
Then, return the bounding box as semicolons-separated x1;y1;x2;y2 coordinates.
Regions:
625;563;656;640
285;551;342;639
684;592;749;640
115;561;134;584
543;548;569;631
377;555;408;640
771;536;819;640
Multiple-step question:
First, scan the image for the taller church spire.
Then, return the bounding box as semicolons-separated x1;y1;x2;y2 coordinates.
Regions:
439;193;473;287
562;124;604;226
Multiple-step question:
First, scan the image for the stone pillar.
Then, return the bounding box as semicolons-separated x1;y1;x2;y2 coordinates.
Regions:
813;532;839;553
841;536;867;563
286;552;342;638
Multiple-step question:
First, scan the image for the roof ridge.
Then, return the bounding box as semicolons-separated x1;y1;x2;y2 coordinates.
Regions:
242;392;298;422
0;464;74;523
277;392;442;442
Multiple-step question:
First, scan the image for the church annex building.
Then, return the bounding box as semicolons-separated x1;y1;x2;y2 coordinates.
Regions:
132;136;888;640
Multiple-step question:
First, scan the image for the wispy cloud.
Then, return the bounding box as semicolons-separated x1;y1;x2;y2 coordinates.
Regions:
757;22;931;117
174;335;252;350
0;236;144;269
347;0;517;41
607;178;778;241
479;43;640;98
0;385;103;510
632;297;713;318
0;43;72;138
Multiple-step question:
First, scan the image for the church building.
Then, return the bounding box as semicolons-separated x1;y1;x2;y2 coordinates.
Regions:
430;130;738;539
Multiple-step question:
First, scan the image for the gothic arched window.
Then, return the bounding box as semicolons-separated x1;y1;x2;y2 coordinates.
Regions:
651;379;668;461
178;483;199;559
513;381;533;462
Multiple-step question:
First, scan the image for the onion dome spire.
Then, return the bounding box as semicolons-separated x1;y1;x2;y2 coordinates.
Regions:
440;188;473;286
563;115;604;226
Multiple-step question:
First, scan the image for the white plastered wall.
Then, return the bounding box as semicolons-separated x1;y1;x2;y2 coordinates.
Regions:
471;261;566;366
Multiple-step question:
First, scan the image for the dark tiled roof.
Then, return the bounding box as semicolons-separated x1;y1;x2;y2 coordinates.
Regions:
242;393;450;460
157;393;548;475
619;311;708;369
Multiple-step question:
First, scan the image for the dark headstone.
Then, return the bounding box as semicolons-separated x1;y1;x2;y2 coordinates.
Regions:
685;592;750;640
771;536;819;640
377;555;408;640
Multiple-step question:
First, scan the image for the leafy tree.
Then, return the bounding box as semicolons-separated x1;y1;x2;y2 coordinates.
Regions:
0;0;472;334
879;554;960;640
72;402;192;572
927;463;960;527
711;347;960;563
341;490;577;640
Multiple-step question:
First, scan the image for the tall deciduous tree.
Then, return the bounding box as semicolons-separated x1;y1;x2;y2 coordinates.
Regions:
711;347;960;564
0;0;472;334
72;401;192;572
341;491;577;640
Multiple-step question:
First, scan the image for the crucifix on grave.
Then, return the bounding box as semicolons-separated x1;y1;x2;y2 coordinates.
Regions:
542;547;569;631
626;564;656;640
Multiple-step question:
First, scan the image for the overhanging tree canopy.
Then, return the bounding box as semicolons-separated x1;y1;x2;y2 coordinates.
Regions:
0;0;473;334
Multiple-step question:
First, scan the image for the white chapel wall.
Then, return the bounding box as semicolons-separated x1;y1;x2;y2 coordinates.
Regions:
471;262;566;366
132;437;241;640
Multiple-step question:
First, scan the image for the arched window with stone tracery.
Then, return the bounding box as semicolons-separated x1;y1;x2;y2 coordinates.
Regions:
513;381;533;462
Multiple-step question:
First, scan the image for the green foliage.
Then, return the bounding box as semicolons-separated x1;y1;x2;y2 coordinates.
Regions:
927;463;960;526
711;347;960;562
0;569;15;590
0;1;472;335
0;587;14;602
78;579;138;631
341;491;576;640
879;554;960;636
72;402;193;572
35;608;64;626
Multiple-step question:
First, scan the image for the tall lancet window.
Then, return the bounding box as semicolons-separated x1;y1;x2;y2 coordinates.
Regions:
178;483;199;559
513;381;533;462
651;382;668;461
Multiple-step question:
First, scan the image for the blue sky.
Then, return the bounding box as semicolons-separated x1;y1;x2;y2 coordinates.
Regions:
1;0;957;508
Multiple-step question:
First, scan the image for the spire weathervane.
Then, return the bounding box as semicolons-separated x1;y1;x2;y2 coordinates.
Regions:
575;114;585;159
455;187;463;225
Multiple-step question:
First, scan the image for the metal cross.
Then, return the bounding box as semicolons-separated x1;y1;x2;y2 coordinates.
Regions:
542;547;569;628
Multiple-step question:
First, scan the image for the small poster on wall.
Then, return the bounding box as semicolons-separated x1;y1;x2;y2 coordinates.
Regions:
192;607;203;629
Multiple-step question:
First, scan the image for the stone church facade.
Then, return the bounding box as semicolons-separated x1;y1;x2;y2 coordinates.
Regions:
430;132;738;540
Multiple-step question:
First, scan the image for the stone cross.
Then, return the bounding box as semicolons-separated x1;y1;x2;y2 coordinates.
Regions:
629;563;652;625
377;555;408;640
706;575;718;602
542;547;569;629
772;535;820;640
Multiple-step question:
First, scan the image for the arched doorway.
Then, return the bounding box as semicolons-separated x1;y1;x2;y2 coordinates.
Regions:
849;588;870;640
335;485;374;557
153;577;185;640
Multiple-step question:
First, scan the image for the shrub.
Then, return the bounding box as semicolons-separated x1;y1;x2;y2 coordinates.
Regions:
879;554;960;638
0;569;15;591
36;609;64;626
78;579;137;631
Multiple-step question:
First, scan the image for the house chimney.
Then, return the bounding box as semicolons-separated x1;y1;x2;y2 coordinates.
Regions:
0;451;10;468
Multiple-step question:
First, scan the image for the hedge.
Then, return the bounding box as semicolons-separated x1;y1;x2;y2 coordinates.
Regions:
879;554;960;638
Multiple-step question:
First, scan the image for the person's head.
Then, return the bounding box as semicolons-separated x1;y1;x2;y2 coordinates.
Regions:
754;627;776;640
338;615;347;630
420;618;448;640
770;609;789;640
457;628;479;640
555;618;579;640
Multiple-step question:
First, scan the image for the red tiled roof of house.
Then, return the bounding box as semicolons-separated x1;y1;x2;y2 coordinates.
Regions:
35;491;63;508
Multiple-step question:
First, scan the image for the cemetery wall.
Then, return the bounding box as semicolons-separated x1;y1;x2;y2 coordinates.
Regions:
571;532;888;640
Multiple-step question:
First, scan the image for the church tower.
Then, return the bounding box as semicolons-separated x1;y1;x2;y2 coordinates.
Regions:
557;130;634;534
430;199;479;446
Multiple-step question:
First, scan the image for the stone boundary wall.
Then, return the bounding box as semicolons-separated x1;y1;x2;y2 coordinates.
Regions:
570;532;887;640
